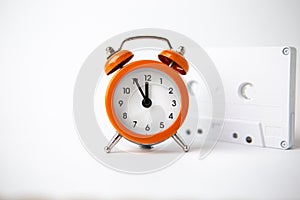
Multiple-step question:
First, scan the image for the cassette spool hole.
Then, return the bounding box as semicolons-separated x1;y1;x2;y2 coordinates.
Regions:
238;82;255;100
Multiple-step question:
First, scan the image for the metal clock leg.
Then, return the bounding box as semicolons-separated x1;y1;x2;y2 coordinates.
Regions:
104;132;122;153
172;133;189;152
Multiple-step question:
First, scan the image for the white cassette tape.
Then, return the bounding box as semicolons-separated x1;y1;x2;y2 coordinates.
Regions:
204;46;297;149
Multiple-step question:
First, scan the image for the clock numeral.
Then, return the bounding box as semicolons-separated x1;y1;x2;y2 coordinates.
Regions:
168;87;173;94
133;120;137;127
172;100;176;107
168;113;173;119
123;112;127;119
123;87;130;94
118;100;123;107
145;124;150;131
160;78;163;84
144;75;151;81
160;122;165;128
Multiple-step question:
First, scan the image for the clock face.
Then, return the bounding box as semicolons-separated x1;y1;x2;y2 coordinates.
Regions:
112;68;181;135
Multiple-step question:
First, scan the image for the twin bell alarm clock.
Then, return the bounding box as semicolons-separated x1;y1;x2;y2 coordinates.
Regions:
103;36;190;153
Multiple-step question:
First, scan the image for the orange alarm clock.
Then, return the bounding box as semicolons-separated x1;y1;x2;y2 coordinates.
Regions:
104;36;190;153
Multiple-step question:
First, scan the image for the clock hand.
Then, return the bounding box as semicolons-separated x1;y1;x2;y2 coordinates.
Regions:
132;78;152;108
145;82;149;99
132;78;146;99
142;81;152;108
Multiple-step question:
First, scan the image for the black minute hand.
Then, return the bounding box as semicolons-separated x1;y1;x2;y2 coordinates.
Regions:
132;78;152;108
132;78;146;99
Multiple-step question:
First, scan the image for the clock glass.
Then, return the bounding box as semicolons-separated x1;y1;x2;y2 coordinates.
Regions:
112;68;181;135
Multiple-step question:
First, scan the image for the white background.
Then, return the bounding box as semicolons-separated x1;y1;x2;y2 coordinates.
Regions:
0;0;299;199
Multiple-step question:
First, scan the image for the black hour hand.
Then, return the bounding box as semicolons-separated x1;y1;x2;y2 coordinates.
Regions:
145;82;149;99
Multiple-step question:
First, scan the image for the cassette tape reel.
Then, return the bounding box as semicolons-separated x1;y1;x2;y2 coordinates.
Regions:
195;46;297;150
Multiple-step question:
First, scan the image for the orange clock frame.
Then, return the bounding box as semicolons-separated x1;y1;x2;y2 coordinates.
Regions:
105;60;189;145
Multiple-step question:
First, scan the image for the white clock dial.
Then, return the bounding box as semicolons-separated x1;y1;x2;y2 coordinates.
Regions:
112;68;181;135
